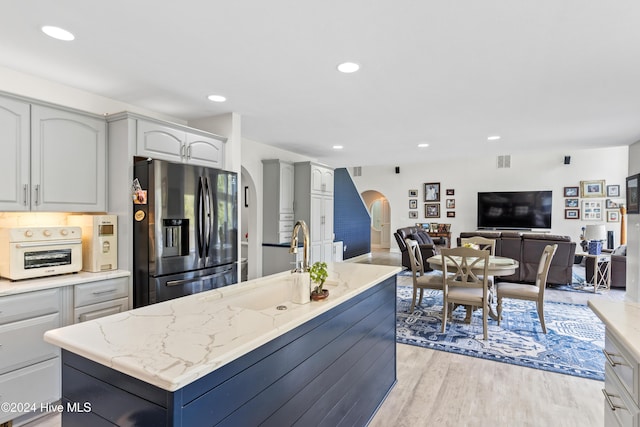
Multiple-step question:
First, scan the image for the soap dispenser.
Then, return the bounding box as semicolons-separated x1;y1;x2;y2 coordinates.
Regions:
291;262;311;304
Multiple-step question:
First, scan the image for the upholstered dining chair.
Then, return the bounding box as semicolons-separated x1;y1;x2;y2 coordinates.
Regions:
440;247;490;340
460;236;496;255
405;238;447;313
496;244;558;334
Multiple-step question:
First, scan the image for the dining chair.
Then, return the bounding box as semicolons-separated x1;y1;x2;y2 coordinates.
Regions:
496;244;558;333
405;238;447;313
460;236;496;255
440;247;490;340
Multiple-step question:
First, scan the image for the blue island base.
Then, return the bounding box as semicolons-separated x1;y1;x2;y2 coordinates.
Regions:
61;275;397;426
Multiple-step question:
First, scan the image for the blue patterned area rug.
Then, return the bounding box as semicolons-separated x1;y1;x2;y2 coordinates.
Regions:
396;286;605;381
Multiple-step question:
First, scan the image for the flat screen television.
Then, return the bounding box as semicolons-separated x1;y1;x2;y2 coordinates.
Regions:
477;191;552;230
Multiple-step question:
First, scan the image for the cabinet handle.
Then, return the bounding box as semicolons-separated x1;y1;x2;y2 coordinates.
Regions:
23;185;28;206
602;388;626;411
603;349;625;367
181;144;186;158
34;184;40;205
92;289;117;295
187;144;192;159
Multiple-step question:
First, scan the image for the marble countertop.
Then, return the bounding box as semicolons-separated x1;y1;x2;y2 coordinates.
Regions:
44;262;401;392
0;269;131;297
588;299;640;360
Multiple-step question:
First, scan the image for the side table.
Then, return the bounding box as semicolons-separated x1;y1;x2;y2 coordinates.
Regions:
577;252;612;292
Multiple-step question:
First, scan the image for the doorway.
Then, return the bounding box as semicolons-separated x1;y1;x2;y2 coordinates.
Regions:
361;190;391;249
240;167;258;281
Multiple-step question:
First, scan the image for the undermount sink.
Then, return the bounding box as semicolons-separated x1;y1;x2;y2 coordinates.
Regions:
232;278;341;311
232;278;299;311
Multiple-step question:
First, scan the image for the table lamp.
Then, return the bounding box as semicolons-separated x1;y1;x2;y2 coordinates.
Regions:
584;224;607;255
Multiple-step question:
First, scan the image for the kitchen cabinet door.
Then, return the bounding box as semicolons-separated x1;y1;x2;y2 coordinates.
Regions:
185;132;224;168
136;119;185;163
31;105;106;212
0;96;30;211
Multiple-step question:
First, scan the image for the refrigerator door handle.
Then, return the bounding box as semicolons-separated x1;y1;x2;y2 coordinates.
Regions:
203;176;212;258
196;176;205;258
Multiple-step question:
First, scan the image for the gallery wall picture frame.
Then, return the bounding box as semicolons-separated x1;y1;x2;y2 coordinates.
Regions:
446;189;455;196
429;223;439;232
447;211;455;218
607;210;620;222
425;203;440;218
607;185;620;198
424;182;441;202
606;199;621;209
565;198;579;208
446;199;455;209
581;199;603;220
408;189;418;197
564;186;579;197
409;199;418;209
580;180;606;198
565;209;580;219
627;174;640;214
409;211;418;219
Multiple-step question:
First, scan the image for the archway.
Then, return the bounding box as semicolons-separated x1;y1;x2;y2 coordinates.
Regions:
361;190;391;249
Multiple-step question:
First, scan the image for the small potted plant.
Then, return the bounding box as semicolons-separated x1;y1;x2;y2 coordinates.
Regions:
309;261;329;301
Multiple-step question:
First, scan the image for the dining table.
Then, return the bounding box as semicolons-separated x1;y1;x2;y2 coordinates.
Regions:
426;254;520;321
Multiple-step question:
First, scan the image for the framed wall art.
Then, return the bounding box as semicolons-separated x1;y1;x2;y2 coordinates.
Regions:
581;200;603;220
446;199;455;209
409;199;418;209
564;186;579;197
565;209;580;219
606;199;621;209
580;180;606;198
408;189;418;197
627;174;640;214
446;189;455;196
565;198;579;208
425;203;440;218
607;210;620;222
447;211;455;218
424;183;441;202
409;211;418;219
607;185;620;198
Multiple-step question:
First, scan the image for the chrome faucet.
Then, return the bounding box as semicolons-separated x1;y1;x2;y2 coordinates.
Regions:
289;220;310;272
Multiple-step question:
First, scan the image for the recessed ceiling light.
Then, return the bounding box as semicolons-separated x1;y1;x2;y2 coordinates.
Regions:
332;145;344;150
417;143;429;148
207;94;226;102
41;26;75;41
487;135;501;141
337;62;360;73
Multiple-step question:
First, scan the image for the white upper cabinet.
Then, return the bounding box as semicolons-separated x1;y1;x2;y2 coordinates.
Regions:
0;97;30;211
31;105;106;212
0;95;106;212
137;119;225;168
310;164;334;195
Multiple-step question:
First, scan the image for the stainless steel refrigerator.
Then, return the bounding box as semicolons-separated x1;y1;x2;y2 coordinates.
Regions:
133;159;238;307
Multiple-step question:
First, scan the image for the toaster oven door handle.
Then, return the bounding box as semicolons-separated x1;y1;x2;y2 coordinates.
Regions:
16;239;82;248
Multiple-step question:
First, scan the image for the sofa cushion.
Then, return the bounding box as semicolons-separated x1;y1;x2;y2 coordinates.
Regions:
409;231;433;245
521;233;571;242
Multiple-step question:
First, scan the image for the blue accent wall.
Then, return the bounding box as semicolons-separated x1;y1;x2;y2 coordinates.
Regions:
334;168;371;259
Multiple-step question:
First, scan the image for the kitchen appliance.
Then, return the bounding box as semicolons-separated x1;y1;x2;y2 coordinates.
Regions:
0;226;82;280
133;159;238;307
68;214;118;272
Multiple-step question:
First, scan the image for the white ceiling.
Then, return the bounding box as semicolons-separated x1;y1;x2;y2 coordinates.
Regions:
2;1;640;167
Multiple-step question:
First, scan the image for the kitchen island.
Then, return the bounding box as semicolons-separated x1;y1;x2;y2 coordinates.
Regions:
44;262;400;426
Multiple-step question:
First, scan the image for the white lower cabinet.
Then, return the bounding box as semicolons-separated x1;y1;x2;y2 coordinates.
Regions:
603;331;640;427
73;276;129;323
0;289;61;425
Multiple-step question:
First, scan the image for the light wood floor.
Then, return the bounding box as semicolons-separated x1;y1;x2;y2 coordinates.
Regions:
366;248;618;427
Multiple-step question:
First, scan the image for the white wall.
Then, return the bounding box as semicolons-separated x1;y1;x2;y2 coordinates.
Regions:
353;146;629;250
